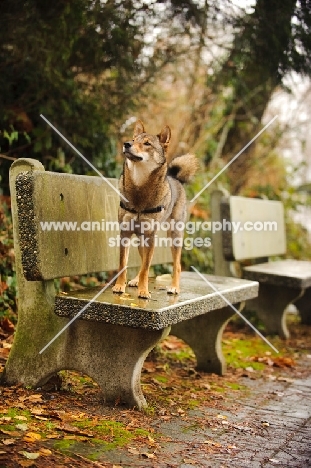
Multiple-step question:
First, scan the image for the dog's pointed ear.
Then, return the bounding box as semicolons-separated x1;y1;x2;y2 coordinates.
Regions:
158;126;171;147
133;120;145;138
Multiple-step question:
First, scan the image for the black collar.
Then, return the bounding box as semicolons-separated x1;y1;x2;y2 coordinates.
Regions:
120;201;164;214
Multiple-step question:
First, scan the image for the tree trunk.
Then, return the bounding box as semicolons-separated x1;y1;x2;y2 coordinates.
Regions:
218;0;296;194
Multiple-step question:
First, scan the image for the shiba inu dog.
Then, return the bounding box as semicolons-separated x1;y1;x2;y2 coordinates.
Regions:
112;120;198;299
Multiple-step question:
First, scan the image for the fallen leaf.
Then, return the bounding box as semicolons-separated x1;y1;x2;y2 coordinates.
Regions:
56;423;93;437
15;416;28;421
1;430;20;436
39;448;52;456
143;362;156;373
23;432;42;443
2;343;12;349
273;357;295;368
200;383;211;390
45;433;60;439
17;461;36;467
30;408;44;416
0;318;15;333
0;417;12;422
2;438;15;445
18;451;40;460
147;435;156;446
141;452;156;459
15;423;28;431
27;394;43;402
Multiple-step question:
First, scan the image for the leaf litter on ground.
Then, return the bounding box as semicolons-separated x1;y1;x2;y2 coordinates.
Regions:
0;315;310;466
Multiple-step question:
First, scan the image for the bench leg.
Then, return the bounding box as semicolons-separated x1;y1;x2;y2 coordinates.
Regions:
294;288;311;325
171;306;234;375
245;284;301;339
1;280;69;389
63;321;170;409
2;316;169;410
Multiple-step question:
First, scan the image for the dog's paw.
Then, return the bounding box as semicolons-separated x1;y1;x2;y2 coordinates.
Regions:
138;289;151;299
166;286;179;295
128;278;139;287
112;284;126;294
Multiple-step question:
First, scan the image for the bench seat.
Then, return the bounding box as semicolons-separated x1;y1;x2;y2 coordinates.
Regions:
243;259;311;289
55;273;258;329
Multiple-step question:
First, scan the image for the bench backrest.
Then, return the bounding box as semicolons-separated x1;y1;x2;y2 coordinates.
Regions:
211;190;286;275
221;195;286;261
12;159;172;281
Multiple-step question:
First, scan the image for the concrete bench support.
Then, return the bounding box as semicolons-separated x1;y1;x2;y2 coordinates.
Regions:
243;284;301;339
172;306;234;374
3;315;169;409
295;289;311;325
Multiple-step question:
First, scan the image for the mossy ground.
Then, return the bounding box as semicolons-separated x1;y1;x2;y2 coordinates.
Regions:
0;314;310;466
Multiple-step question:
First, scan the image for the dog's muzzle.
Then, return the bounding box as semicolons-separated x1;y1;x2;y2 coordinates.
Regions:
123;141;143;161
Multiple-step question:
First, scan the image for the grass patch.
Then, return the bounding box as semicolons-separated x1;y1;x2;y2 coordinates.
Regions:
53;439;76;452
224;382;248;391
73;419;150;451
153;375;169;384
222;336;279;370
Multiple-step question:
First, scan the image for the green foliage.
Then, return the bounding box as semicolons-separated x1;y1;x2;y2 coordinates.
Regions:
0;0;206;194
0;197;17;321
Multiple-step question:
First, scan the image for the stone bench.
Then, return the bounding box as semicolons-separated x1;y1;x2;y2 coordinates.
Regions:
211;190;311;339
1;159;258;409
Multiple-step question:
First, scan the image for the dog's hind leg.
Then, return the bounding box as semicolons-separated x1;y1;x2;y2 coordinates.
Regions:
128;239;143;288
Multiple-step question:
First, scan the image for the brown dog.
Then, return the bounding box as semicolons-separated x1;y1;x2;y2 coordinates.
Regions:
112;120;198;299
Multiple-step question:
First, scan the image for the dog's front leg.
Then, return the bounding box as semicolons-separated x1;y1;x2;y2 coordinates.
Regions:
128;240;143;287
112;232;130;294
137;235;155;299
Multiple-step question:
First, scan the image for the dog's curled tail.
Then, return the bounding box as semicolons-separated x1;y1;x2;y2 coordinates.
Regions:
167;154;199;184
